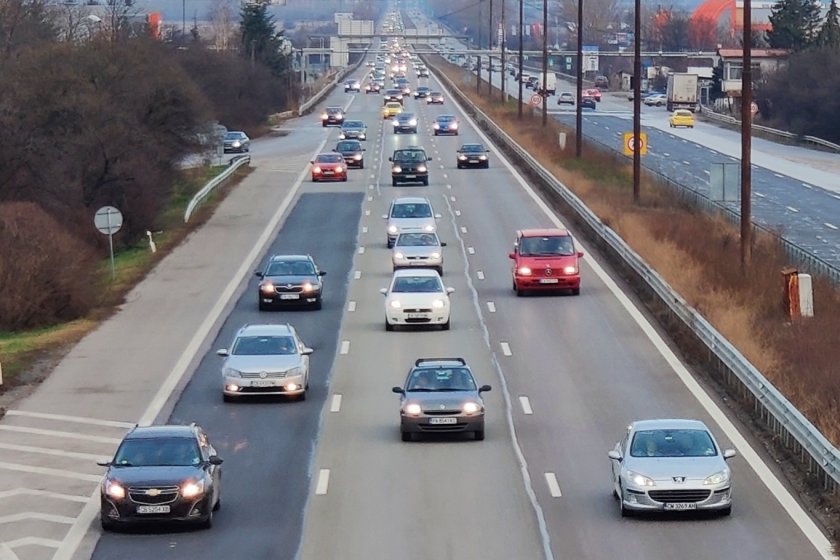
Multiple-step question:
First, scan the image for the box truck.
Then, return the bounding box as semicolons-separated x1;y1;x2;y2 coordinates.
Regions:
666;73;699;112
537;72;557;95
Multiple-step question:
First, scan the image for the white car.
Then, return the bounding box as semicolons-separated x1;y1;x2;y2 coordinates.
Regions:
643;93;667;107
383;196;440;248
380;269;453;331
392;232;445;275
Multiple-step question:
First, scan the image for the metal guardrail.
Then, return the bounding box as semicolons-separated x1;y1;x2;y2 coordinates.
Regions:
699;107;840;152
298;53;368;116
184;155;250;223
429;59;840;496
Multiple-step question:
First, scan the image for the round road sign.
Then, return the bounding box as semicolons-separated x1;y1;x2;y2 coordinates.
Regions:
529;93;543;106
750;101;759;116
625;134;646;154
94;206;123;235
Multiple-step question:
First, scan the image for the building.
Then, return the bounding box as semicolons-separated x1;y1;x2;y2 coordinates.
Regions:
717;48;789;96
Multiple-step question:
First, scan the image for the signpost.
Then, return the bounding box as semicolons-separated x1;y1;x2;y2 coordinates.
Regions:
529;93;543;106
623;132;647;156
94;206;123;280
582;45;599;72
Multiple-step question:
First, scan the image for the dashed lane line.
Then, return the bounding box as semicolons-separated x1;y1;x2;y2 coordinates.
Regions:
519;396;533;415
330;395;342;413
348;301;357;312
0;442;106;462
0;426;121;445
0;462;101;483
486;301;495;313
476;271;485;280
315;469;330;495
3;411;134;429
0;489;89;503
500;342;512;356
544;473;562;497
340;341;350;355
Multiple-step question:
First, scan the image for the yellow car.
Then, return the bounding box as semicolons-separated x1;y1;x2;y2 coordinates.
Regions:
383;102;403;119
669;109;695;128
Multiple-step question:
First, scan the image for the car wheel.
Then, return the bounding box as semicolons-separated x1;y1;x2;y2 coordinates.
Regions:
322;123;327;128
436;267;443;276
200;509;213;529
619;486;633;518
385;320;394;332
342;176;348;182
312;177;319;183
298;391;307;402
359;161;364;169
213;497;221;512
720;505;732;516
422;177;429;186
483;162;489;169
392;179;398;186
258;300;268;311
100;517;117;532
441;319;450;331
434;131;439;136
474;429;485;441
515;285;525;297
222;394;235;403
401;431;412;442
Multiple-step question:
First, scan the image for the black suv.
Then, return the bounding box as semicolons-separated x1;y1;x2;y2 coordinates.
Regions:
321;106;344;127
255;254;327;310
389;146;432;186
98;424;223;530
334;139;366;169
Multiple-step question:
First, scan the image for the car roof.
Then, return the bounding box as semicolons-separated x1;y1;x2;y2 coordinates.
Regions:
393;268;441;278
630;419;710;432
437;114;456;119
459;143;485;149
392;196;430;205
237;323;294;337
125;425;197;440
326;106;342;111
269;254;311;262
412;357;469;369
519;228;570;238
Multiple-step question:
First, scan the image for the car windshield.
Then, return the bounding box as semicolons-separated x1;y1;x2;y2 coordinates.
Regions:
398;114;415;120
327;108;341;114
674;111;691;117
113;437;201;467
393;151;427;163
392;276;442;293
316;154;343;163
391;203;432;218
231;335;297;355
406;367;477;392
386;103;401;109
630;429;718;458
224;132;243;140
344;121;364;128
336;141;360;151
266;260;315;276
460;144;485;153
418;87;430;92
396;233;438;246
431;92;442;96
438;116;455;123
518;236;575;256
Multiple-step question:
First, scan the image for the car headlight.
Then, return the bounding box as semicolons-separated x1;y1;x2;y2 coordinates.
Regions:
432;299;445;309
463;402;480;414
320;113;328;119
394;252;405;259
409;119;417;126
392;166;402;173
517;266;532;275
479;155;487;160
260;282;275;293
450;123;458;129
335;112;343;118
430;252;440;259
433;123;440;129
423;224;435;232
388;225;399;234
302;281;315;292
313;166;322;173
458;155;467;160
223;367;242;378
232;141;240;147
627;470;655;487
105;481;126;500
389;299;401;308
563;266;578;274
417;165;427;172
181;479;205;498
396;94;403;99
339;133;346;139
704;470;730;485
335;166;343;173
286;366;303;377
359;134;366;139
404;403;422;416
353;154;362;160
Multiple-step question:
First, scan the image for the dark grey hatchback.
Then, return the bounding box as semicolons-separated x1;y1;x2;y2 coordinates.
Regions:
98;424;223;531
334;140;366;168
256;254;326;310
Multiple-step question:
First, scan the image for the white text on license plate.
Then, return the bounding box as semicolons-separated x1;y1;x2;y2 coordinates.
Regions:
429;417;457;424
279;294;299;300
404;175;416;179
406;313;427;319
137;505;170;514
252;379;279;387
539;278;559;284
664;503;697;511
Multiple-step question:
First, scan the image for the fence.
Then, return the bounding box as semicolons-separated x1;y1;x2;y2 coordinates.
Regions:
184;155;250;223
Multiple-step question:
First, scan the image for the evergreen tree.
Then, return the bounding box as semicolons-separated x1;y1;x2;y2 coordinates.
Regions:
240;2;290;77
767;0;822;50
816;0;840;48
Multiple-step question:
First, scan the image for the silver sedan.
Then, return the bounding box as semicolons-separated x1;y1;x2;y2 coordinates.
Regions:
392;232;445;275
608;419;736;517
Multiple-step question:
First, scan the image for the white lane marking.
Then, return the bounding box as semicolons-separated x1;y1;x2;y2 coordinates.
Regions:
358;246;365;254
443;174;448;179
354;270;362;279
450;196;457;202
519;396;533;415
500;342;512;356
825;223;839;230
365;209;370;216
368;184;374;190
0;512;76;525
774;173;784;178
455;210;461;216
802;183;813;189
446;78;834;560
446;184;452;189
755;192;766;198
486;301;496;312
663;152;670;157
0;489;88;503
833;195;840;200
703;170;710;175
467;247;475;254
544;473;562;497
367;195;373;201
786;206;799;213
0;425;121;445
682;160;691;165
362;226;368;233
0;543;16;560
330;395;342;413
460;226;468;233
476;270;485;280
7;537;62;549
340;341;350;355
315;469;330;495
0;462;101;483
348;301;356;312
0;442;105;462
3;411;134;429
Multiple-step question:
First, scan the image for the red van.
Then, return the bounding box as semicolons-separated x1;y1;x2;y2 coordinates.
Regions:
508;229;583;296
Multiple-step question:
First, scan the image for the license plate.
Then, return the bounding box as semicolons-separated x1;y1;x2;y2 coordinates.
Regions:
539;278;559;284
279;294;299;300
137;505;170;514
406;313;427;319
323;171;334;175
404;174;416;179
664;503;697;511
252;379;279;387
429;417;457;424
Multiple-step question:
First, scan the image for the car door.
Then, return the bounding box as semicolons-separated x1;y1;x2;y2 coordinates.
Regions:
198;429;221;501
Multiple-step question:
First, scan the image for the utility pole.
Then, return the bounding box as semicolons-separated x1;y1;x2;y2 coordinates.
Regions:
489;0;494;98
541;0;548;126
740;0;753;269
501;0;506;101
576;0;584;157
633;0;641;201
477;0;482;94
518;0;524;118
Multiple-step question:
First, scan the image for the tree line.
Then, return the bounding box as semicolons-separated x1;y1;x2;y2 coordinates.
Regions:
0;0;296;330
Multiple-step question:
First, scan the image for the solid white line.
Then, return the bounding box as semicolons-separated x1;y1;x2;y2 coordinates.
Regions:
315;469;330;495
500;342;512;356
519;396;533;415
0;489;88;503
330;395;342;413
825;223;839;230
0;442;105;462
362;226;368;233
486;301;496;313
476;270;485;280
7;537;61;549
348;301;357;312
358;246;365;254
54;120;344;560
0;462;101;483
0;425;121;445
544;473;562;497
832;195;840;200
0;512;76;525
3;411;134;429
786;206;799;213
455;210;461;216
774;173;784;178
755;192;766;198
460;226;467;233
354;270;362;279
340;341;350;355
467;247;475;254
802;183;813;189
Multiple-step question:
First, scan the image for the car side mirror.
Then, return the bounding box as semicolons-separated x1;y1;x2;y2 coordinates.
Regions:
508;252;516;259
478;384;491;393
319;271;327;276
723;448;737;460
446;287;455;294
96;460;111;467
440;242;447;247
382;214;388;219
388;157;393;161
391;386;405;394
379;288;388;295
254;271;264;278
301;347;314;355
608;450;623;461
362;148;367;151
577;251;584;258
427;157;433;161
216;349;229;357
208;455;224;466
310;160;315;164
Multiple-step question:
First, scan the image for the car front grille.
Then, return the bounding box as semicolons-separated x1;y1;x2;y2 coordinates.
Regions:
273;285;303;293
129;486;180;505
648;489;712;503
424;410;461;415
404;308;432;313
240;371;287;379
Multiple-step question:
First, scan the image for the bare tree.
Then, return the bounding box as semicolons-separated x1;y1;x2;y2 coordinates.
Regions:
562;0;620;46
209;0;237;51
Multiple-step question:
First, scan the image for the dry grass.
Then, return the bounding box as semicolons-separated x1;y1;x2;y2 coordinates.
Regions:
432;57;840;447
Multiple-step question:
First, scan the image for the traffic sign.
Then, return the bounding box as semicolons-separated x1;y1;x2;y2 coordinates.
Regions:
750;101;759;116
623;132;648;156
94;206;123;234
529;93;543;106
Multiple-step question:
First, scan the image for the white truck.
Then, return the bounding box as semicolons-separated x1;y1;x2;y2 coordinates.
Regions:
666;73;699;112
537;72;557;95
